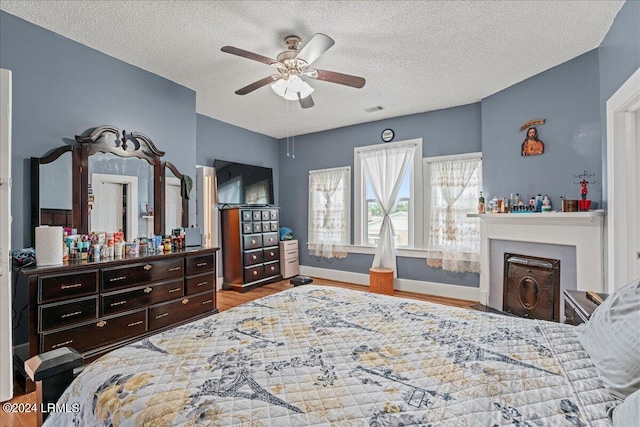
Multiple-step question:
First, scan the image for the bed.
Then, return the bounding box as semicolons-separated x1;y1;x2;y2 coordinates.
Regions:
43;284;622;426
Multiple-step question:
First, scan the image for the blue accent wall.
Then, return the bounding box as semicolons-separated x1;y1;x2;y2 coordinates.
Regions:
278;103;482;288
598;0;640;206
0;11;197;249
481;49;602;211
195;114;280;203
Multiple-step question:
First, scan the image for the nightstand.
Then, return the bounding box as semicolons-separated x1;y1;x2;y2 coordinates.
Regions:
563;289;608;325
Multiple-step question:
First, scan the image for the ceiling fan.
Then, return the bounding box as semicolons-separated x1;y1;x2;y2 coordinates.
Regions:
221;33;366;109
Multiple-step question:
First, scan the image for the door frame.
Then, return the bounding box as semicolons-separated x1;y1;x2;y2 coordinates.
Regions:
606;66;640;292
0;69;13;401
91;173;138;242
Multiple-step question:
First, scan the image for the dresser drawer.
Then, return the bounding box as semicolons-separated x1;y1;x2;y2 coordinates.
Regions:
242;222;253;234
263;247;279;262
186;273;214;295
186;253;215;275
262;232;278;247
253;222;262;233
261;210;270;220
38;270;99;303
242;210;253;221
264;261;280;277
39;295;98;332
244;249;263;266
102;258;184;291
252;211;261;221
262;221;271;232
244;265;264;283
280;239;298;251
269;209;278;221
243;234;263;250
41;309;147;354
270;221;279;232
101;279;184;316
148;292;215;331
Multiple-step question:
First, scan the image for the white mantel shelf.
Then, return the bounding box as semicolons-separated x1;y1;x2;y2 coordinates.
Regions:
468;210;604;224
472;209;605;306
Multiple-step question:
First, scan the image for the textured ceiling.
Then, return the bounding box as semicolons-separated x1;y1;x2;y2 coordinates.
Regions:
0;1;624;139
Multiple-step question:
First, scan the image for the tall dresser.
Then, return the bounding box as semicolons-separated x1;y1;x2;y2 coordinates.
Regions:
14;247;218;388
221;206;281;291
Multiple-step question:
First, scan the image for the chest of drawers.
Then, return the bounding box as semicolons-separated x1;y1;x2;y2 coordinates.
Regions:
14;247;219;381
280;239;299;279
221;207;282;291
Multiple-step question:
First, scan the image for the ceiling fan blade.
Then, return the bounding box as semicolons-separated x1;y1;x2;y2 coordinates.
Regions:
307;68;366;88
298;93;314;109
296;33;335;66
221;46;278;66
235;75;280;95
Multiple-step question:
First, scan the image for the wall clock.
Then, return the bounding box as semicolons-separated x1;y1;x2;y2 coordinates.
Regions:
381;129;394;142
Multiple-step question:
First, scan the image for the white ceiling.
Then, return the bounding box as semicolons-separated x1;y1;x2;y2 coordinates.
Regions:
0;1;624;139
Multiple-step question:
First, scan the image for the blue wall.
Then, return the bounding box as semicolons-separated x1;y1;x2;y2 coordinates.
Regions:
0;11;197;249
598;0;640;206
481;50;602;211
278;103;482;287
196;114;280;203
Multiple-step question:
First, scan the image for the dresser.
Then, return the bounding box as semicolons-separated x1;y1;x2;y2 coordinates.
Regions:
280;239;300;279
221;207;281;291
14;247;218;387
563;289;608;326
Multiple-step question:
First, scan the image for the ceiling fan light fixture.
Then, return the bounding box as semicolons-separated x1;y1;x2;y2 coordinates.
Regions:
271;75;314;101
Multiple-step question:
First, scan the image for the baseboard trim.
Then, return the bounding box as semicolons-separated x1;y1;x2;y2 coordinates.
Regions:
299;265;480;302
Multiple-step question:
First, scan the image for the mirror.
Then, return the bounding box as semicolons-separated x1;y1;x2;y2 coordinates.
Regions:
31;146;80;243
88;152;154;242
163;161;189;235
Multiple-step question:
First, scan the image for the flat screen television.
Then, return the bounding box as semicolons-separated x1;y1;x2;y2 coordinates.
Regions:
214;159;274;206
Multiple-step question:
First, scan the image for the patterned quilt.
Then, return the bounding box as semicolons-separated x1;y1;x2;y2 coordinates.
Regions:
45;285;617;426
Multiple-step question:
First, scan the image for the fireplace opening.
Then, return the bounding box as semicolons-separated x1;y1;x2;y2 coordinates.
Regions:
503;253;560;321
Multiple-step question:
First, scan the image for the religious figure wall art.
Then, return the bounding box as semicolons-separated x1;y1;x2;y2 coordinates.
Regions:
520;119;546;156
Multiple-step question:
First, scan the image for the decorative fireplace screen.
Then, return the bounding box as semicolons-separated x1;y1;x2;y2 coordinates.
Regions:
503;253;560;321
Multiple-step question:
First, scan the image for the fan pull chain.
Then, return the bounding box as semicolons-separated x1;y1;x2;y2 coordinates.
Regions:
286;100;290;157
292;102;296;159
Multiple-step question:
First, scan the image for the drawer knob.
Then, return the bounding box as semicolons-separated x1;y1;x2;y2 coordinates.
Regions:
128;320;143;327
110;276;127;282
144;287;153;293
61;283;82;290
270;266;275;271
270;252;274;256
169;287;181;293
144;264;152;271
96;320;107;328
269;238;274;242
182;298;189;304
168;267;181;272
252;255;257;260
253;271;258;276
51;339;73;350
155;312;168;319
196;262;207;267
251;240;256;244
196;281;208;287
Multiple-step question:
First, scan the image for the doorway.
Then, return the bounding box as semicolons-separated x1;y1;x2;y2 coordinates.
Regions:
606;67;640;292
91;173;138;242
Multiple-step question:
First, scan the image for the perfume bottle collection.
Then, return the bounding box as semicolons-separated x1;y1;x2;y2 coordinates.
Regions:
62;227;187;262
477;192;552;214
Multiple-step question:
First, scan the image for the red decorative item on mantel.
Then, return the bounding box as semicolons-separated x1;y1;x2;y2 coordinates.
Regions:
574;170;596;211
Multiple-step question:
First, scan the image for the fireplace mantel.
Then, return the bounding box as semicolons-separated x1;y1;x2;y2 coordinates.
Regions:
470;210;605;305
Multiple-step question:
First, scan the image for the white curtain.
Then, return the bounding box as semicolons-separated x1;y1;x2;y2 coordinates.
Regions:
426;158;481;273
360;143;415;270
244;180;269;204
308;168;349;258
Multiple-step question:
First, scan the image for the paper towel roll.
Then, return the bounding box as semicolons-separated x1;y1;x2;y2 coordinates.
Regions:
35;225;63;266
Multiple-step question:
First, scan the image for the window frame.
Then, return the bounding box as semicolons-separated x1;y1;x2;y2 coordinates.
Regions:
353;138;423;248
307;166;351;247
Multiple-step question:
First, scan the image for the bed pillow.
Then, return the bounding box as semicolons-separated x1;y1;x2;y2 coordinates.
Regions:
577;278;640;400
611;388;640;427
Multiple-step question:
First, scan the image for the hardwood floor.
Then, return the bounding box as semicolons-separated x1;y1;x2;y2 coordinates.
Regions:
2;277;475;427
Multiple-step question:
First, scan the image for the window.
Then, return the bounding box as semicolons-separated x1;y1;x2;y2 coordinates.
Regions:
307;167;350;259
354;139;423;248
424;153;482;273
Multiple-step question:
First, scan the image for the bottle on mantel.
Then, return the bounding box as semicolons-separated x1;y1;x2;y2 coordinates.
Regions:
478;191;485;214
